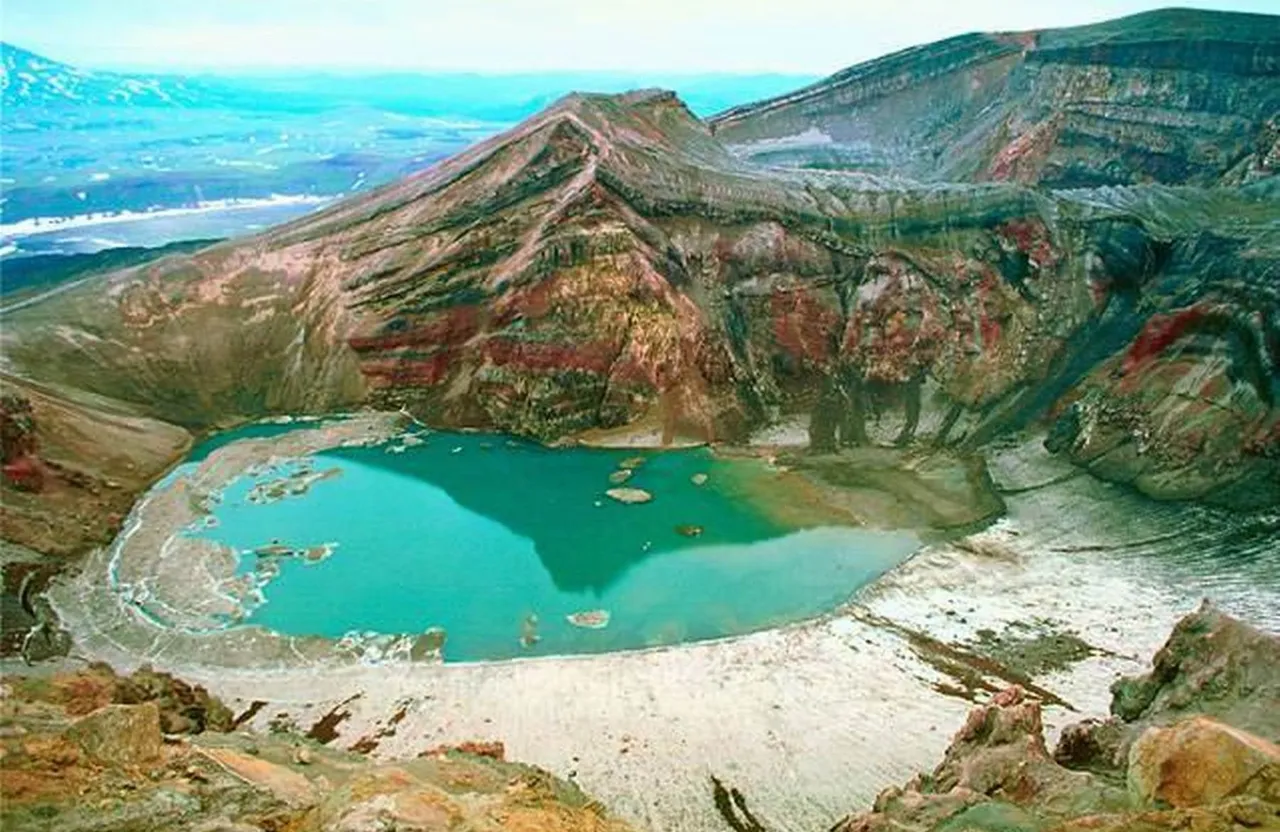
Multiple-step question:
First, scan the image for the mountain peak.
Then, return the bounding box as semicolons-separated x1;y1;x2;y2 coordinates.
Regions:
1;41;203;108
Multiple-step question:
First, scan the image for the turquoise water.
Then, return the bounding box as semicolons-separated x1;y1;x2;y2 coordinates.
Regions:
188;428;921;661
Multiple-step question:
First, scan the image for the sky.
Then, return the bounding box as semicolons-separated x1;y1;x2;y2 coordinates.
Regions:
4;0;1276;75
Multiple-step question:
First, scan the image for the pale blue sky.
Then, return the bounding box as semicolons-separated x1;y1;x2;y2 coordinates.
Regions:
5;0;1276;74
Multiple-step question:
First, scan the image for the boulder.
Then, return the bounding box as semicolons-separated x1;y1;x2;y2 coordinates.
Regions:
1052;717;1126;775
1128;716;1280;808
1110;601;1280;739
65;701;163;766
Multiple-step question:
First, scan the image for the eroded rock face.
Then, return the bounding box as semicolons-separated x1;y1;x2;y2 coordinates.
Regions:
1;15;1276;547
711;9;1280;188
3;91;1276;516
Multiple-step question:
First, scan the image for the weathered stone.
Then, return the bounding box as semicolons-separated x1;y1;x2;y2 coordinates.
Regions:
196;746;316;808
1053;717;1126;775
1128;717;1280;809
831;609;1280;832
65;702;163;766
1110;601;1280;740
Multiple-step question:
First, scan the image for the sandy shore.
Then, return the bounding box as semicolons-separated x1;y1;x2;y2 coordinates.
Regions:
47;427;1280;832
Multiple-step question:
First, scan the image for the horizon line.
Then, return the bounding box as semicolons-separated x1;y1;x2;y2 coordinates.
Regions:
3;41;828;78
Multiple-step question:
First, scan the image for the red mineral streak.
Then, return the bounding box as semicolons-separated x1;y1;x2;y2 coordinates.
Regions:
1123;307;1208;375
482;336;618;374
2;455;45;492
360;352;456;387
770;289;839;368
347;307;481;352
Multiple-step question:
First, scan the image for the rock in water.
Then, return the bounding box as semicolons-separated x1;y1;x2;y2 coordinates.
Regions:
691;473;708;486
606;487;653;504
675;524;704;537
608;469;633;485
566;610;611;629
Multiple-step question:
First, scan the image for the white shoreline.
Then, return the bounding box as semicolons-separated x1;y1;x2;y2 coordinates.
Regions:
0;194;335;240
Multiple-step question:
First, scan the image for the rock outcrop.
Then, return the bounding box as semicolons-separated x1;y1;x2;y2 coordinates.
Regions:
832;604;1280;832
0;665;633;832
1127;717;1280;809
1110;600;1280;739
711;8;1280;188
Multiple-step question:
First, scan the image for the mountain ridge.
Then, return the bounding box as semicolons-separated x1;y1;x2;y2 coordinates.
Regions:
3;86;1277;520
709;7;1280;187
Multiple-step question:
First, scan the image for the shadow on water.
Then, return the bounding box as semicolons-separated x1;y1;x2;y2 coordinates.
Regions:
319;431;788;594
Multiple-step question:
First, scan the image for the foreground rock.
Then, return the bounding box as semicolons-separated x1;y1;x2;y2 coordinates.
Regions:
1128;717;1280;809
0;665;634;832
832;603;1280;832
1110;600;1280;740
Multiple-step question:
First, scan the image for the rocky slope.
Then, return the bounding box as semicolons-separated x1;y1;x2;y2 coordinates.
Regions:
831;603;1280;832
0;375;191;557
4;81;1277;516
710;8;1280;187
0;662;632;832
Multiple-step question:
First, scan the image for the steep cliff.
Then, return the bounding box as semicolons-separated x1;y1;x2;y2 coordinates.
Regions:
710;8;1280;187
